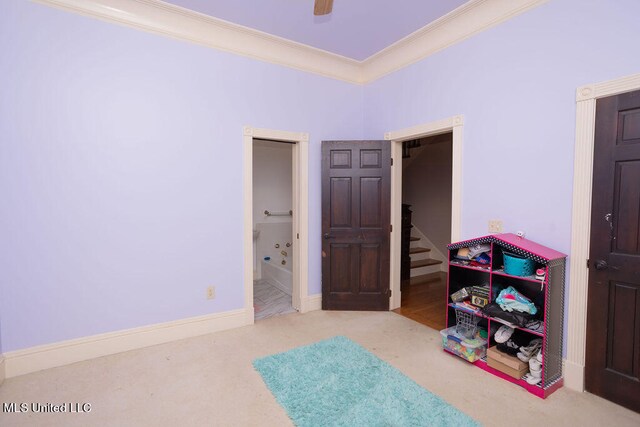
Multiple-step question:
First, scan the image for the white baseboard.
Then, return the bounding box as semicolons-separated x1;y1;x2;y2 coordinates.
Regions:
301;294;322;313
563;358;585;392
3;308;248;379
0;356;5;385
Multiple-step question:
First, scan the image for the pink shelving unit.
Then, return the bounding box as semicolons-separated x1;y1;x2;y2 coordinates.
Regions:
446;233;567;399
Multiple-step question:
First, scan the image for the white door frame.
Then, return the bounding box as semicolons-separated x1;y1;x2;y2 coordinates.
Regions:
564;72;640;391
385;115;464;309
242;126;309;324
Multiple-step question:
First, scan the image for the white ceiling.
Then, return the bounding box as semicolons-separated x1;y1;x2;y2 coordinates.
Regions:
164;0;470;60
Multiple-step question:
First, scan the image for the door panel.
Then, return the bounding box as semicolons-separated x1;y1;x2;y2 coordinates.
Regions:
360;244;381;292
360;177;382;227
586;89;640;413
330;177;352;227
322;140;391;311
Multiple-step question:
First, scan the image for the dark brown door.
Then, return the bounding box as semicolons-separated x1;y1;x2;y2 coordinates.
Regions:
585;89;640;413
321;140;391;311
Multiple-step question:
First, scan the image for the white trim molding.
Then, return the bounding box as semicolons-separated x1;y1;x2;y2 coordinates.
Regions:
566;72;640;392
386;115;464;309
243;126;310;322
3;308;247;378
361;0;549;82
34;0;361;84
33;0;547;84
0;356;5;385
302;294;322;313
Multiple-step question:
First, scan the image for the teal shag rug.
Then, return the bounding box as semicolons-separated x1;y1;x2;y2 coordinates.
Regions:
253;336;479;427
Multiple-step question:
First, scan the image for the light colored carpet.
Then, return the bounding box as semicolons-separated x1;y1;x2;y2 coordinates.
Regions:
0;311;639;426
254;336;478;426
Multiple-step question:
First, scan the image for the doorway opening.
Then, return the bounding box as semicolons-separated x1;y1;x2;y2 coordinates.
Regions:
386;115;464;327
242;127;309;325
393;133;452;330
252;139;296;320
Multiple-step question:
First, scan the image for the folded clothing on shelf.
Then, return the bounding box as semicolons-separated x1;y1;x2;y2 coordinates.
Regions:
482;302;533;327
496;286;538;315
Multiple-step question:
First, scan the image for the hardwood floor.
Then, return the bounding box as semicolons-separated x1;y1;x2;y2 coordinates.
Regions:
393;272;447;331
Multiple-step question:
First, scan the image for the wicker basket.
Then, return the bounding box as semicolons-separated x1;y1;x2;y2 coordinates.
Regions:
503;251;535;277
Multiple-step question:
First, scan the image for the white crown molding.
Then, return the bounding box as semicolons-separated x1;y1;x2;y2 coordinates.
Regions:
3;308;248;378
33;0;362;84
362;0;549;82
33;0;548;85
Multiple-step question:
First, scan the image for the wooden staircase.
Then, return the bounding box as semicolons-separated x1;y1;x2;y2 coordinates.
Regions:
408;235;443;282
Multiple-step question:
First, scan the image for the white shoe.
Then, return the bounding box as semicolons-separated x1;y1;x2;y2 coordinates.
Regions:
494;325;514;343
529;358;542;371
524;373;541;385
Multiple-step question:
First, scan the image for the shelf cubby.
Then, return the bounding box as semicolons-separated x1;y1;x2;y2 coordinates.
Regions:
445;233;566;399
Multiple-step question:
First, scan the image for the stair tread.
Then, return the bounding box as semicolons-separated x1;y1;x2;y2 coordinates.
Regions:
410;236;420;241
411;259;443;268
410;247;431;254
410;272;446;286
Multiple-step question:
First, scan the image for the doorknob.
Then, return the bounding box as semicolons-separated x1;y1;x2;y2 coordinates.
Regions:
595;260;608;270
323;233;332;240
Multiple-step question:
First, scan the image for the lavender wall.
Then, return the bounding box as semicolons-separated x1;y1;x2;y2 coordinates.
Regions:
365;0;640;255
0;1;363;351
2;0;639;354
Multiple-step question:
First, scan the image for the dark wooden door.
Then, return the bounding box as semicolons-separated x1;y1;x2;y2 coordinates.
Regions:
321;140;391;311
585;89;640;413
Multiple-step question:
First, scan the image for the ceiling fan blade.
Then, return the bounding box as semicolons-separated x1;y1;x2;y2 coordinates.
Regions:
314;0;333;16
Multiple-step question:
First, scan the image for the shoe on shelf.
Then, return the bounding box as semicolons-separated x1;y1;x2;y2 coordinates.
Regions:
524;373;541;385
519;338;542;356
494;325;514;343
497;339;520;356
529;357;542;372
535;268;546;281
529;366;542;378
517;351;534;363
536;349;543;364
524;319;543;332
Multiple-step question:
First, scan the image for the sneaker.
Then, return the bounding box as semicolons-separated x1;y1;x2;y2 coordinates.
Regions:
524;373;541;385
494;325;514;343
524;319;543;332
497;339;520;356
530;366;542;378
517;351;533;363
529;357;542;371
536;349;543;364
519;338;542;356
535;268;546;281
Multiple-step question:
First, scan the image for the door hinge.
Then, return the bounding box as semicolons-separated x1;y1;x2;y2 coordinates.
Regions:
297;233;300;239
586;258;589;268
386;289;392;297
390;224;393;232
391;158;394;166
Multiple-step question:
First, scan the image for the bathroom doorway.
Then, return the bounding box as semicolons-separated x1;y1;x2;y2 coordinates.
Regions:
252;139;296;320
242;126;309;324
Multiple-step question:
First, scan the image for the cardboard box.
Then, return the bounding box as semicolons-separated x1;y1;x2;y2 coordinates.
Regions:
487;346;528;379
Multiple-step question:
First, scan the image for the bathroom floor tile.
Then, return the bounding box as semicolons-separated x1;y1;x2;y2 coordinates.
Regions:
254;280;296;321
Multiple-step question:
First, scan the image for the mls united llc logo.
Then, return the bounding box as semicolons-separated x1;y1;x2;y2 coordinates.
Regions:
3;402;92;413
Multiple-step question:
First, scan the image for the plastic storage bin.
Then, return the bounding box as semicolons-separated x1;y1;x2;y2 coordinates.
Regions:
440;326;487;363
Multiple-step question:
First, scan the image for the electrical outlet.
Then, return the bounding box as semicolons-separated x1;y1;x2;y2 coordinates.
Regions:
206;286;215;300
488;220;503;233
